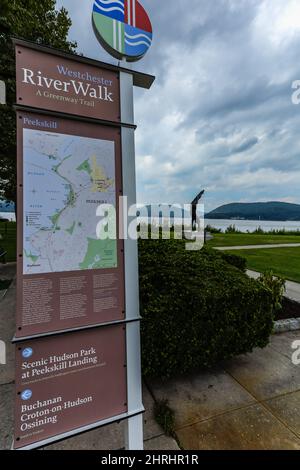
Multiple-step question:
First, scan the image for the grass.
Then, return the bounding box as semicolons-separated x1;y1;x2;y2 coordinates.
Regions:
0;222;17;262
226;247;300;283
0;279;11;291
153;399;176;438
207;233;300;247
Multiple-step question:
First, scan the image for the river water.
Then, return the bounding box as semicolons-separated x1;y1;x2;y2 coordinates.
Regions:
1;211;300;233
0;212;16;222
142;217;300;233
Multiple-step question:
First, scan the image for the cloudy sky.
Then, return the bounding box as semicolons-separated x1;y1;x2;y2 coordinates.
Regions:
56;0;300;211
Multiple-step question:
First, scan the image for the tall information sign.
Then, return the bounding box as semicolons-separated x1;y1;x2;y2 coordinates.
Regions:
13;39;154;450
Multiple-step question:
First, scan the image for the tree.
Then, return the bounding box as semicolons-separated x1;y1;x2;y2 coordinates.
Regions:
0;0;77;206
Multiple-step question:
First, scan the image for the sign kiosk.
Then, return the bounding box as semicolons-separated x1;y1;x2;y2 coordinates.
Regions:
13;34;154;450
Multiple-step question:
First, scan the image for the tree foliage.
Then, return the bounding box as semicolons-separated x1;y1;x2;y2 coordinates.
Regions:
0;0;77;204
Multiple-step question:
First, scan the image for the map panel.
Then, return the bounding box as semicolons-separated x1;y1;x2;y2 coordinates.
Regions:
23;129;117;275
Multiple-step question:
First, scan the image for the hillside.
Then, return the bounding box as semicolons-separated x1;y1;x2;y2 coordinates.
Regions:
206;202;300;221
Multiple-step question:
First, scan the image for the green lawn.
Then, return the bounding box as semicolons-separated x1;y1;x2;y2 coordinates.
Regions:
226;247;300;283
0;222;17;262
208;233;300;247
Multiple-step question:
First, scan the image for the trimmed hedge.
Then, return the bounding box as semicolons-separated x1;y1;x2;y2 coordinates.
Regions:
139;240;274;379
219;251;247;272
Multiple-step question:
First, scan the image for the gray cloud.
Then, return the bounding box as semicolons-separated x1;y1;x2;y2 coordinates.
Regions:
232;137;259;154
56;0;300;210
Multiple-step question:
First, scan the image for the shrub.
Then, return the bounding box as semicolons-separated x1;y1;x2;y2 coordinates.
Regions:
139;239;274;379
253;226;264;234
219;252;247;272
153;400;176;437
257;271;286;311
225;224;242;234
205;224;222;234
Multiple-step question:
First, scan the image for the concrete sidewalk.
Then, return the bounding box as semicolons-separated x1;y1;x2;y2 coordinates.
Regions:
149;332;300;450
0;263;179;450
216;243;300;251
247;270;300;303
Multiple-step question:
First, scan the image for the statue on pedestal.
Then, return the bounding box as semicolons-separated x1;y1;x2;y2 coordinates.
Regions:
191;190;205;230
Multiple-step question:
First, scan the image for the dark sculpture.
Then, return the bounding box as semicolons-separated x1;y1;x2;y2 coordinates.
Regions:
191;190;205;230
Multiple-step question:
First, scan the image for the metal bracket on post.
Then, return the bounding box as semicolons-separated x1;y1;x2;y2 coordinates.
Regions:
120;69;144;450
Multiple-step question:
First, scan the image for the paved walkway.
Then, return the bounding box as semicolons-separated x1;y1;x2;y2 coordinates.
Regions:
0;263;179;450
247;270;300;303
216;243;300;251
149;331;300;450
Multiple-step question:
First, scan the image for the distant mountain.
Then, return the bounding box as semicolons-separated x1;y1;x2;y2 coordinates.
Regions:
0;200;15;213
206;202;300;221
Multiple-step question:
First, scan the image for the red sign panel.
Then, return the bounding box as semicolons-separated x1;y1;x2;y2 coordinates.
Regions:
14;325;127;449
16;112;125;338
16;45;120;122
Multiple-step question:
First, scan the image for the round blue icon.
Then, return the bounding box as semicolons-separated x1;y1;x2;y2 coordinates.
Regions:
21;390;32;401
22;348;33;359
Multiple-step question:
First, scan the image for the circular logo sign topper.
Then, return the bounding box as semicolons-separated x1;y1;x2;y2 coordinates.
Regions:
92;0;153;62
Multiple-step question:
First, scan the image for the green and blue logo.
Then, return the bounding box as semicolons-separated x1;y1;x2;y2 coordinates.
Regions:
21;390;32;401
22;347;33;359
92;0;153;62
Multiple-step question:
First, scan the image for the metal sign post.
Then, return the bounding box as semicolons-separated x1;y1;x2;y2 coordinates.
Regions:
120;69;144;449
